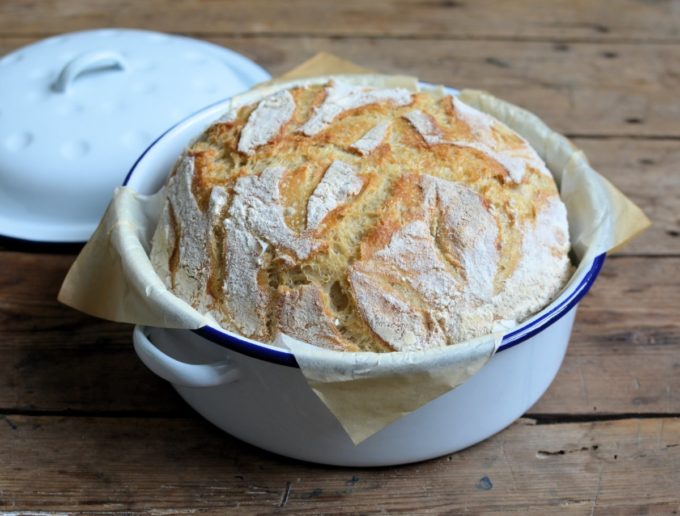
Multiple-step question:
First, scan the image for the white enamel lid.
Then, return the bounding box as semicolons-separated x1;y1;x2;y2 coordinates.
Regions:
0;28;270;242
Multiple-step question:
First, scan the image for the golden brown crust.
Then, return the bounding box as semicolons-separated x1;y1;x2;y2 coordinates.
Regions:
151;79;571;351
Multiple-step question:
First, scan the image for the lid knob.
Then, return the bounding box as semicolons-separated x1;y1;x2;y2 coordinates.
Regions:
51;50;127;93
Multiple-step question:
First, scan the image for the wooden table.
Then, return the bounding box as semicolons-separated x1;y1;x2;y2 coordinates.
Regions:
1;1;678;513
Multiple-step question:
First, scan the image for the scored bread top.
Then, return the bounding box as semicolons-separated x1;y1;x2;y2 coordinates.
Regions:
150;78;571;352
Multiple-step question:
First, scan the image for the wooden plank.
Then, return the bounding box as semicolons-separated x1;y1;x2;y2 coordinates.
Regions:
1;253;678;416
0;0;679;42
210;37;680;138
577;139;678;256
0;252;186;414
0;414;678;512
532;256;680;415
2;36;680;138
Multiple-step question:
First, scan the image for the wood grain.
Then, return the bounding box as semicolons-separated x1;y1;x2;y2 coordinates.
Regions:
0;252;186;414
1;253;678;415
0;1;678;510
0;0;678;42
2;36;679;138
577;139;680;256
533;256;680;415
0;414;678;513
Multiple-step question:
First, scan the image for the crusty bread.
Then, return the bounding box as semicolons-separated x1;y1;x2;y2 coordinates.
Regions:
150;77;572;352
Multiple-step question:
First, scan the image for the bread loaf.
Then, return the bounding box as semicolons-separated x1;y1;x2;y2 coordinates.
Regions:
150;77;572;352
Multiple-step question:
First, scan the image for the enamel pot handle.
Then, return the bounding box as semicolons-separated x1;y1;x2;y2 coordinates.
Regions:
133;325;240;388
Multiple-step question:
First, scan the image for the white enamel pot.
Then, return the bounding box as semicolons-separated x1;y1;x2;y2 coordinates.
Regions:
126;82;605;467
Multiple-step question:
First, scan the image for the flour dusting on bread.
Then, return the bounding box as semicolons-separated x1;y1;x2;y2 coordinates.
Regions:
349;175;500;350
351;120;390;156
230;165;323;261
301;82;412;136
404;110;445;145
166;157;210;305
451;96;551;181
276;284;358;351
306;160;364;230
151;79;572;352
238;90;295;155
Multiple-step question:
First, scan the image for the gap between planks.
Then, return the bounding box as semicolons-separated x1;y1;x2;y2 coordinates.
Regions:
5;30;680;46
1;409;679;424
0;409;189;419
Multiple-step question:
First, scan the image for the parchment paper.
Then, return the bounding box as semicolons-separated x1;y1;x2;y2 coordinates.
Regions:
58;53;650;445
